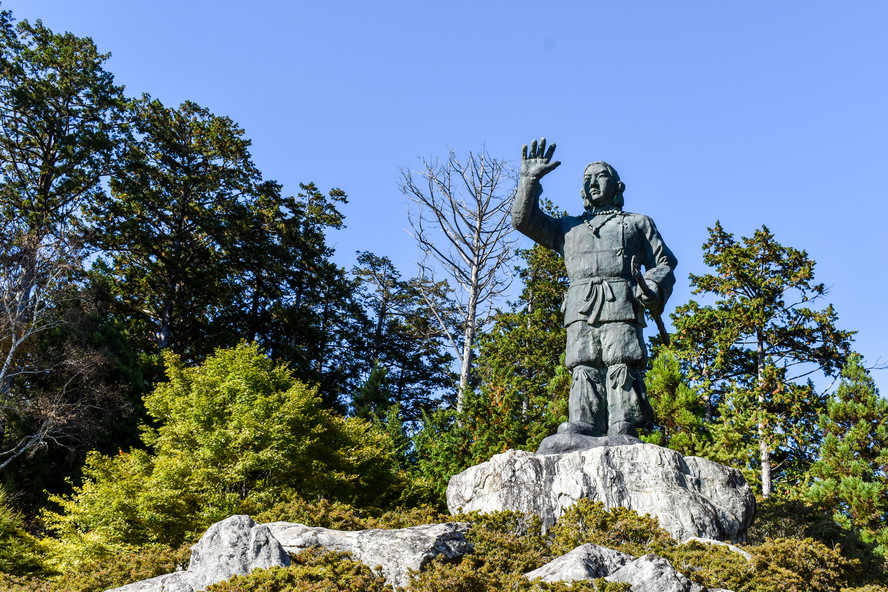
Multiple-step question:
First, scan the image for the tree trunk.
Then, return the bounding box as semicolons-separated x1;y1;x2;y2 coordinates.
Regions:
457;263;480;412
756;328;772;498
158;298;173;350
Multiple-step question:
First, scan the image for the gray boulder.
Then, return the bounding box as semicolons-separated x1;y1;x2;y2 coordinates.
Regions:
266;521;472;588
105;572;192;592
186;515;290;590
524;543;633;582
105;518;471;592
606;554;706;592
527;545;733;592
105;515;290;592
446;444;754;543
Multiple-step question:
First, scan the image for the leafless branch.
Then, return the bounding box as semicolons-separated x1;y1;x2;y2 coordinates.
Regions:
401;147;517;408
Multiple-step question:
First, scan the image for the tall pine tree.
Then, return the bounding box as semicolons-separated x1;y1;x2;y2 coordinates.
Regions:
671;222;853;496
808;354;888;556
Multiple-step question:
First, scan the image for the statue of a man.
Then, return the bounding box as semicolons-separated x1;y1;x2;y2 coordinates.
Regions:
512;139;677;439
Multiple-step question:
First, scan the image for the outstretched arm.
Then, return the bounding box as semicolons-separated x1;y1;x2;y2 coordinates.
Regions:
511;138;564;252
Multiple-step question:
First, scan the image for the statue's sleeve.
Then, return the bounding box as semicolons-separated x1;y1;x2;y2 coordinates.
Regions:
510;178;564;253
639;215;678;310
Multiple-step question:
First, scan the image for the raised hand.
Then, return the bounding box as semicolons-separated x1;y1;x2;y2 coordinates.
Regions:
520;138;561;182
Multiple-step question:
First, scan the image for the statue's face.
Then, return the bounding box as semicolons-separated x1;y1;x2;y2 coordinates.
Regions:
583;163;618;207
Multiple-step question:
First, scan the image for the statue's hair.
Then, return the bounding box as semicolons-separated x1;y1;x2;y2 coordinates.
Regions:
582;161;625;210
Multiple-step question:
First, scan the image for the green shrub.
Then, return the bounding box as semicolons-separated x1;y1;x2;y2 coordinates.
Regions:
409;510;628;592
0;489;44;576
206;548;389;592
749;495;886;586
250;492;449;531
41;343;409;568
0;543;189;592
550;499;674;557
750;537;855;592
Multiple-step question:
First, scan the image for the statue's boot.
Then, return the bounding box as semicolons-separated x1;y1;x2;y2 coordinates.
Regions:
559;364;607;437
605;364;655;437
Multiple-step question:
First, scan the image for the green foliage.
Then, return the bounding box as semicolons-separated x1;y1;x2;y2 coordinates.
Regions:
251;492;449;531
0;489;43;576
640;348;710;456
410;509;629;592
0;11;124;227
469;239;571;455
808;353;888;557
670;222;853;496
748;495;886;586
351;251;456;424
42;343;406;564
0;543;189;592
749;537;853;592
412;239;571;503
88;96;263;360
550;500;673;557
206;548;390;592
0;6;131;498
662;537;855;592
662;541;755;591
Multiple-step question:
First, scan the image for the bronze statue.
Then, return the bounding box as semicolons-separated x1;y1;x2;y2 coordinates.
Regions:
512;139;677;441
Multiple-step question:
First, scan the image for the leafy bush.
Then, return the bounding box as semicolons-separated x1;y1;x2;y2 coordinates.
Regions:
206;548;389;592
0;489;44;576
749;537;854;592
0;543;189;592
409;510;628;592
550;499;673;557
749;495;886;586
41;343;408;565
251;492;449;531
662;540;755;591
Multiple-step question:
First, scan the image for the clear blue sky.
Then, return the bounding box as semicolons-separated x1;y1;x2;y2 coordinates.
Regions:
6;1;888;382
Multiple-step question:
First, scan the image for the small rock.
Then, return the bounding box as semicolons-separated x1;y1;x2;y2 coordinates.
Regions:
105;572;193;592
683;537;752;561
606;553;706;592
524;543;633;582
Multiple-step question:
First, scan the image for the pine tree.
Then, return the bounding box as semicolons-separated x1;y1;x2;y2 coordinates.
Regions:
671;222;853;496
89;97;260;360
641;348;710;457
809;354;888;555
350;252;456;424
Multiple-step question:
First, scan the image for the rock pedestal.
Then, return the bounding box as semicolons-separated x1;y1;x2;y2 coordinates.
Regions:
446;443;755;543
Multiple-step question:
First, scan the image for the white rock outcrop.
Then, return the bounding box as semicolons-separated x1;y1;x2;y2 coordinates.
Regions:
524;543;633;582
446;444;755;543
266;521;472;589
526;545;734;592
105;517;471;591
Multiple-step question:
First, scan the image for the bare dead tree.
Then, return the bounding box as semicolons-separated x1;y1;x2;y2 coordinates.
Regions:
0;231;78;469
401;148;517;410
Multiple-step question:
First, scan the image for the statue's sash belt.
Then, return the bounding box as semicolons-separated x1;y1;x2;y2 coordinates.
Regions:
563;277;637;326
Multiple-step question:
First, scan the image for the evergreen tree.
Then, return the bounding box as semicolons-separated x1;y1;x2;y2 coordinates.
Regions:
0;9;131;483
227;182;359;410
42;343;406;554
671;222;853;496
351;251;456;424
641;348;710;457
467;242;570;455
808;354;888;555
88;97;260;362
